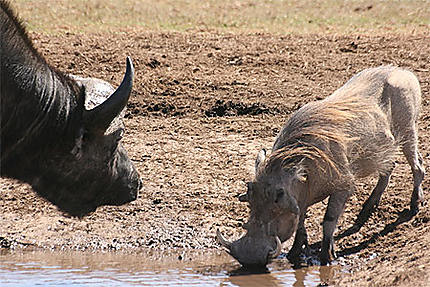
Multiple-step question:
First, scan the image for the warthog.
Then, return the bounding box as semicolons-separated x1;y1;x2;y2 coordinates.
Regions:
217;66;425;266
1;1;142;217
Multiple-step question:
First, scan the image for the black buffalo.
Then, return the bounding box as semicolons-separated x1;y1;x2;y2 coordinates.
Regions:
0;1;142;217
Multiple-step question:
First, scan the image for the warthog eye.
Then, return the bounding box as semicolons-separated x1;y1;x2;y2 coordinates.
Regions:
275;189;284;203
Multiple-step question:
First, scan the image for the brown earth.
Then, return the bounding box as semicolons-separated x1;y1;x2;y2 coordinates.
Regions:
1;30;430;286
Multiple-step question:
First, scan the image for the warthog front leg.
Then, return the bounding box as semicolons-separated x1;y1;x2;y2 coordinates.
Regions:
288;210;308;262
321;187;354;265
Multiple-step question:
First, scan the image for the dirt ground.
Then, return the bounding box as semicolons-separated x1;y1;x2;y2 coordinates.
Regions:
1;30;430;286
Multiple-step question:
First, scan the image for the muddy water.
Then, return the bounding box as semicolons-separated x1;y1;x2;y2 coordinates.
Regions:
0;249;342;286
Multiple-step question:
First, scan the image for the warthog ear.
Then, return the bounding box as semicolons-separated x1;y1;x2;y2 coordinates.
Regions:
238;182;254;202
255;148;267;174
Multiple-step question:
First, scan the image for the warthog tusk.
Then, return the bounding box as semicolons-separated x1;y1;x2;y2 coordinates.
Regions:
269;236;282;259
216;229;232;250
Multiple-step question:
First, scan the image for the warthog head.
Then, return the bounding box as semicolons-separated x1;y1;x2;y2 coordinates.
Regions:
217;149;305;266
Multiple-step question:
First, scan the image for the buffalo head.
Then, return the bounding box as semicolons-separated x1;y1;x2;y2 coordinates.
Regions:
0;2;142;217
32;57;142;217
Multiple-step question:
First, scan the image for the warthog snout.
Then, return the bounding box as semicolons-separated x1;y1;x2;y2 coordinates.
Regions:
217;229;282;267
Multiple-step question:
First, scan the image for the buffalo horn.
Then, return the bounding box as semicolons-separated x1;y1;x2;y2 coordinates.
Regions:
216;229;232;250
84;57;134;133
268;236;282;259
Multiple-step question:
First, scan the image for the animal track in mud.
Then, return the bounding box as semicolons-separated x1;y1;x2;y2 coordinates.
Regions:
204;100;280;117
127;100;282;118
126;102;187;117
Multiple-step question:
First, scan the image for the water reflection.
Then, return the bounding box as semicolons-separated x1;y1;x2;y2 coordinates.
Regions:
291;265;334;287
227;266;280;287
318;265;337;286
294;267;307;287
0;249;341;286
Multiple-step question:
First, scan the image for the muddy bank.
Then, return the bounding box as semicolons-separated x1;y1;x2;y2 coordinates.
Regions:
1;31;430;286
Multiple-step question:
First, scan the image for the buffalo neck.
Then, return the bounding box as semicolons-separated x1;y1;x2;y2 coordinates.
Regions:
1;3;83;180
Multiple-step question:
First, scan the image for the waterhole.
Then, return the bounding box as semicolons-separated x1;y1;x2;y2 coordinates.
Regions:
0;249;343;286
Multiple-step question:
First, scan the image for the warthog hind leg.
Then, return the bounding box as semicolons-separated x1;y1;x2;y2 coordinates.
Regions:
402;137;425;214
355;171;393;227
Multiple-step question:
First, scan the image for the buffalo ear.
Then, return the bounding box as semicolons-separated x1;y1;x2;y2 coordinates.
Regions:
255;148;267;174
111;128;124;142
105;128;124;153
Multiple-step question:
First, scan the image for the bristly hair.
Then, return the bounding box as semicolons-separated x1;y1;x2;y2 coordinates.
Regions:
262;92;384;177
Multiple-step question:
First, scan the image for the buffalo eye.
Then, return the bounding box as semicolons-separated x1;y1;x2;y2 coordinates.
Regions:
106;128;124;154
274;189;284;203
